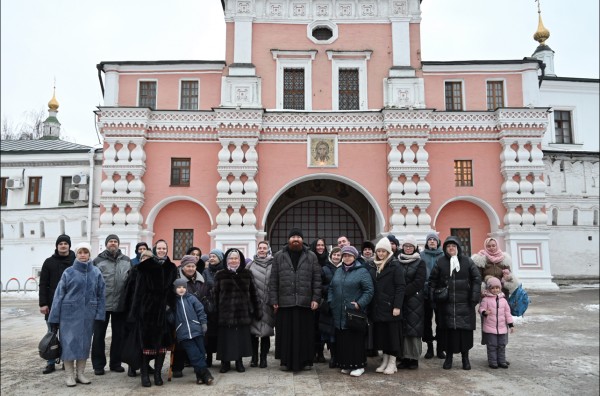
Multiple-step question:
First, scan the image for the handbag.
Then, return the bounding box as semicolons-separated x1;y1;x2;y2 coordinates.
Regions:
39;329;61;361
345;308;369;333
200;293;216;314
433;286;449;302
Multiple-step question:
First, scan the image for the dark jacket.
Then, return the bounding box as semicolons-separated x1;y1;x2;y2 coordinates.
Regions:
328;261;374;330
93;249;131;312
371;257;405;323
421;247;444;297
319;261;339;335
269;246;322;308
399;255;426;337
177;267;210;302
39;250;75;318
169;293;207;342
428;237;481;331
214;266;261;327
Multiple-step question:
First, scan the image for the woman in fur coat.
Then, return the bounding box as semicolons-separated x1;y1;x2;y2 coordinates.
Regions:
49;242;106;387
213;248;262;373
472;238;519;297
124;239;177;387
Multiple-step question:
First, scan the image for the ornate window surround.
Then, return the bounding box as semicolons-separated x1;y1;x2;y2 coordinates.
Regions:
327;50;372;111
272;50;317;110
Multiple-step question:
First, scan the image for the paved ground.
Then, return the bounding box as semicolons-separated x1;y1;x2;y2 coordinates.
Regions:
1;286;598;396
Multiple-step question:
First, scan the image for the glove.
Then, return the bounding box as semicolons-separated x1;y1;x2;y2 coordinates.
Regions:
49;323;59;332
202;324;208;334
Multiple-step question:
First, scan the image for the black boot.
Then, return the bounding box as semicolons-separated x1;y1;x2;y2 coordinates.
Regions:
220;361;231;373
154;354;165;386
461;352;471;370
409;359;419;369
206;353;213;368
127;366;137;377
259;336;270;368
442;354;453;370
314;342;326;363
397;358;410;369
140;356;151;387
424;342;434;359
436;344;446;359
328;343;336;369
197;368;214;385
250;336;259;367
235;359;245;373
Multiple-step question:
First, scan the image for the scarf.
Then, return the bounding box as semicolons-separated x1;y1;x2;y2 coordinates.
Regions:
343;261;355;272
450;255;460;275
374;254;393;274
398;251;420;265
478;238;505;264
227;264;239;273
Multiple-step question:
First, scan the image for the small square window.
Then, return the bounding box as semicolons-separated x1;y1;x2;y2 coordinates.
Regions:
554;110;573;144
454;160;473;187
173;229;194;260
171;158;191;186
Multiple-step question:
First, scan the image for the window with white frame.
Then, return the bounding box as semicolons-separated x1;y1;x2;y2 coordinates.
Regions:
486;80;505;110
272;50;316;110
445;81;463;111
327;51;371;111
180;80;199;110
554;110;573;144
138;81;157;109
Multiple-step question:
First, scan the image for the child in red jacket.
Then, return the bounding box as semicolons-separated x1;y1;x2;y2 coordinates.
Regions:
479;276;515;369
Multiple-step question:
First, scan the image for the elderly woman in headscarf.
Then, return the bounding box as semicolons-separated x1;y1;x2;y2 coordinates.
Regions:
472;237;519;297
203;248;224;367
429;236;481;371
213;248;262;374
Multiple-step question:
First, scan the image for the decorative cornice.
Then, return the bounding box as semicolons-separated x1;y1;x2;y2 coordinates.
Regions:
0;160;101;167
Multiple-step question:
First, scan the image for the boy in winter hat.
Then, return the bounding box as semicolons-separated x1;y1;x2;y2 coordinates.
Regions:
479;276;514;369
168;278;214;385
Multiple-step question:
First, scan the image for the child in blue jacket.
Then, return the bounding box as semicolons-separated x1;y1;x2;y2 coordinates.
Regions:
168;278;214;385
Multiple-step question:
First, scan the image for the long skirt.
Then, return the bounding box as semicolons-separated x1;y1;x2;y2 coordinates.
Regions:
401;335;422;360
334;328;367;370
275;307;315;371
372;321;401;355
438;328;474;354
217;325;252;362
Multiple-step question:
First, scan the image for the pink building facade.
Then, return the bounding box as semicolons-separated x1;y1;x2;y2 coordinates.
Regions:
96;0;557;289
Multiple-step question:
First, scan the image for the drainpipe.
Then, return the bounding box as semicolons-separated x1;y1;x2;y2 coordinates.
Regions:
87;147;95;248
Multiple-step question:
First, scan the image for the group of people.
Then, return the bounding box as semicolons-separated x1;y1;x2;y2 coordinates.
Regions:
38;229;518;387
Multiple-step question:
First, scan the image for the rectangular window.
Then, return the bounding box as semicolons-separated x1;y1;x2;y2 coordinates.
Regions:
173;229;194;260
60;176;73;204
487;81;504;110
180;80;199;110
139;81;157;109
1;177;7;206
27;177;42;205
283;68;305;110
450;228;471;257
554;110;573;144
445;81;463;111
454;160;473;187
338;68;360;110
171;158;191;186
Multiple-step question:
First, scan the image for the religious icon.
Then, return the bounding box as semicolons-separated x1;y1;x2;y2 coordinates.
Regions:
308;135;337;167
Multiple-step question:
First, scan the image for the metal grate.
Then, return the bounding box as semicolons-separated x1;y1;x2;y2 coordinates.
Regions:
283;68;305;110
268;200;363;253
450;228;471;257
312;27;333;40
173;229;194;260
339;69;359;110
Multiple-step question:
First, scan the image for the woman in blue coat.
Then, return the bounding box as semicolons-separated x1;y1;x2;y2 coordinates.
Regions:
49;242;106;387
328;245;374;377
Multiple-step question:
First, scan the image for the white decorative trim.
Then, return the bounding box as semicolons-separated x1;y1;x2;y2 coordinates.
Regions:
272;51;317;110
307;20;338;44
327;51;372;111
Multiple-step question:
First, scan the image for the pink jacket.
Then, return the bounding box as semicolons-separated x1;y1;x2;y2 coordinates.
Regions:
479;292;514;334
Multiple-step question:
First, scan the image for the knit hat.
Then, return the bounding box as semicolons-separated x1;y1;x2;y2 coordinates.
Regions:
375;237;392;255
180;255;198;268
387;234;400;247
135;242;149;252
361;241;375;252
288;228;304;239
55;234;71;248
105;234;120;246
425;232;441;246
74;242;92;255
209;249;224;262
200;254;209;263
487;276;502;289
402;234;417;248
340;245;359;258
173;278;188;290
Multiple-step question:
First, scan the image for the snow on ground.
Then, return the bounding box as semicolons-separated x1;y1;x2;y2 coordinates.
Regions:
0;291;39;300
584;304;599;312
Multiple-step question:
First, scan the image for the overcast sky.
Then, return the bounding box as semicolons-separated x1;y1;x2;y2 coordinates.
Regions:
1;0;598;147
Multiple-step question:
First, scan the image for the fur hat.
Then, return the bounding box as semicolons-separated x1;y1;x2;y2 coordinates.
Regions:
173;278;188;290
487;276;502;289
387;234;400;247
361;241;375;252
425;232;441;246
288;228;304;239
74;242;92;255
55;234;71;248
180;255;198;267
209;249;224;262
140;250;154;260
105;234;120;246
375;237;393;255
340;245;359;258
402;234;417;248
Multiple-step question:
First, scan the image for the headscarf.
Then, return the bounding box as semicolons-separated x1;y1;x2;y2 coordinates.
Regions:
478;237;505;264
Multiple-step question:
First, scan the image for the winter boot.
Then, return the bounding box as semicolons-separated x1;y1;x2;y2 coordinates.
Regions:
375;354;389;373
154;354;165;385
127;366;137;377
140;356;151;387
64;360;76;387
197;368;214;385
250;336;259;367
75;360;91;384
461;352;471;370
235;359;246;373
396;358;410;369
408;359;419;369
424;342;434;359
436;344;446;359
328;343;337;369
442;354;453;370
259;337;270;368
383;356;397;375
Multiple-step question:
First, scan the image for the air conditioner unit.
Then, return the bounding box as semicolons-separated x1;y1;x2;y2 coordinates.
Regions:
68;188;88;201
6;178;24;189
72;173;88;185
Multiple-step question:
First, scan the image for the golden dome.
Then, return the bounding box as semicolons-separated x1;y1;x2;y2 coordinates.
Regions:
533;8;550;45
48;89;59;111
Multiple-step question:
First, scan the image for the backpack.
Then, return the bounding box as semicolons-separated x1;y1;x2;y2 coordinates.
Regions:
508;284;530;317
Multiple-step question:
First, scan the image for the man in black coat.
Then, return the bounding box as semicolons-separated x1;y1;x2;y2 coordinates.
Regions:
38;234;75;374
